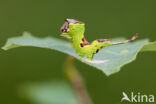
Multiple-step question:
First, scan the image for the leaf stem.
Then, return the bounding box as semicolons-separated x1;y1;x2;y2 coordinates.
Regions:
64;56;93;104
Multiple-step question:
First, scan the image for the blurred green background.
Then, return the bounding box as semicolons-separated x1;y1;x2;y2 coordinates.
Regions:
0;0;156;104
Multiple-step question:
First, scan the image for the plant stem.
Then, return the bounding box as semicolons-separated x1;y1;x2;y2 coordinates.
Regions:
64;56;93;104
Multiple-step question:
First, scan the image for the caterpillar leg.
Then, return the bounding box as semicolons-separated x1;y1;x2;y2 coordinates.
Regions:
86;54;94;60
78;53;85;58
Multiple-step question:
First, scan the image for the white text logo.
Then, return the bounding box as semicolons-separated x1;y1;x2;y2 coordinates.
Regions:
121;92;154;103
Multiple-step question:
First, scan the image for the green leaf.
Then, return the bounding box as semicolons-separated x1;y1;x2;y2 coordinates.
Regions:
141;41;156;52
19;81;78;104
2;32;156;76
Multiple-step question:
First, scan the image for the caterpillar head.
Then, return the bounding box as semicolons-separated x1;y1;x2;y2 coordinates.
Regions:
60;19;85;39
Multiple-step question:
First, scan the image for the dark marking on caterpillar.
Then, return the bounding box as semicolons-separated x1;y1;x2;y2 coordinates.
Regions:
96;49;99;53
80;43;83;47
80;37;89;47
60;21;69;32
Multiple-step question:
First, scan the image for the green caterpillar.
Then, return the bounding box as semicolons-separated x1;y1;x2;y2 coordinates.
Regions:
60;19;138;60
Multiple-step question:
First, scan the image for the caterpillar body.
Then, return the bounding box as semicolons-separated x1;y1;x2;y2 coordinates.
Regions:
60;19;138;60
